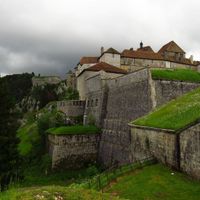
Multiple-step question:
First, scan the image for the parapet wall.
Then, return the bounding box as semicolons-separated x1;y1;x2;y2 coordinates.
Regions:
57;100;85;117
180;122;200;179
153;80;200;107
48;133;99;170
130;125;179;169
98;69;153;167
97;69;200;168
32;76;61;87
129;122;200;180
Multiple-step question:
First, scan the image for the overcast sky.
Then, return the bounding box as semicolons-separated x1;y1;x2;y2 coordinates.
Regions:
0;0;200;77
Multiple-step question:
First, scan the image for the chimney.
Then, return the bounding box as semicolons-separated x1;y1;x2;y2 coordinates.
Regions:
101;46;104;55
130;47;134;51
189;55;194;64
140;41;143;49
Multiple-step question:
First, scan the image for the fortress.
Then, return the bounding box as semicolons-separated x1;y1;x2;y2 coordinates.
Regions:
49;41;200;180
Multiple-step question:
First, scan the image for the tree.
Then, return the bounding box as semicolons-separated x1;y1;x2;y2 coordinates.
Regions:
0;79;20;190
63;87;79;100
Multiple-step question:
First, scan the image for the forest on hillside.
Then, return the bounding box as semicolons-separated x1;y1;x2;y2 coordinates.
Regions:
0;73;33;190
0;73;79;190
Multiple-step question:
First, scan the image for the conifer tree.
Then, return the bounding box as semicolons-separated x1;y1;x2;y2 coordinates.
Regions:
0;79;19;190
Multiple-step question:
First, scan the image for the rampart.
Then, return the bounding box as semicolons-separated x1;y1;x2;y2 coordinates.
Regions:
48;133;99;170
85;69;200;167
129;121;200;180
98;69;153;167
32;76;61;87
57;100;85;117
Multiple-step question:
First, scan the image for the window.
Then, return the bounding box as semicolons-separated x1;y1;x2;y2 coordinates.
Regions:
95;99;98;106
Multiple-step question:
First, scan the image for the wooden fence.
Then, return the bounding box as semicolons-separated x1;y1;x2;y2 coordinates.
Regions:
81;157;156;191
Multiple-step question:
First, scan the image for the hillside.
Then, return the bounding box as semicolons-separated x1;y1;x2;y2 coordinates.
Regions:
2;163;200;200
0;186;122;200
151;68;200;82
105;164;200;200
133;87;200;131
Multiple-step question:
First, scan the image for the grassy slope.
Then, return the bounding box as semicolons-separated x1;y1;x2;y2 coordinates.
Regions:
106;164;200;200
0;186;122;200
151;69;200;82
133;87;200;131
17;122;39;156
46;125;100;135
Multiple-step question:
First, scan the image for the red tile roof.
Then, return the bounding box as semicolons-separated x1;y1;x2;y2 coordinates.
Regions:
79;57;98;65
121;49;163;60
137;46;154;53
121;49;197;66
78;62;127;76
103;47;120;55
158;41;185;53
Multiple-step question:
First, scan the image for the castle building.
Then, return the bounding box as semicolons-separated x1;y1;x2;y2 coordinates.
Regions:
69;41;200;100
77;62;126;100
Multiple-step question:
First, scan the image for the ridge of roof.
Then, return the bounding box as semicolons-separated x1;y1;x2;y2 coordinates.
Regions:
78;62;127;77
137;46;154;53
104;47;121;55
158;41;185;54
121;49;197;66
79;57;98;65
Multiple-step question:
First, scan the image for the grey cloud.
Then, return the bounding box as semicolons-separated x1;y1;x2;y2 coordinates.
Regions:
0;0;200;77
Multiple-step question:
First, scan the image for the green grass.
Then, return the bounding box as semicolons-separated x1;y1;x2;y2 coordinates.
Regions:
105;163;200;200
20;165;100;187
0;186;122;200
79;160;155;191
151;68;200;82
46;125;100;135
17;122;40;156
133;87;200;131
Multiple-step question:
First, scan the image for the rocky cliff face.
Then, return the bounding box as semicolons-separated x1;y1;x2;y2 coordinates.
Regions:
16;81;68;113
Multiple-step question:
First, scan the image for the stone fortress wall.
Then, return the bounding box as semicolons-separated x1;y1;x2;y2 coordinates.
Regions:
129;121;200;180
180;122;200;179
98;69;152;167
48;68;200;179
129;125;179;169
32;76;61;87
57;100;85;117
85;68;200;168
48;133;99;169
120;57;197;72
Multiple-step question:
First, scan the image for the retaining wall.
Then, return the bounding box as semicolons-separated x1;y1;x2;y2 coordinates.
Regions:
98;69;153;167
180;122;200;179
153;80;200;107
129;125;179;169
48;134;99;170
57;100;85;117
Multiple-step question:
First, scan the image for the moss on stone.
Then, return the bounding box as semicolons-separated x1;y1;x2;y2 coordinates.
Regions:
46;125;100;135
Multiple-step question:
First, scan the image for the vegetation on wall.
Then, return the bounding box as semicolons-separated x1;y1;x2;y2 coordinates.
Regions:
151;68;200;83
17;110;65;158
133;87;200;131
61;87;79;100
46;125;100;135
